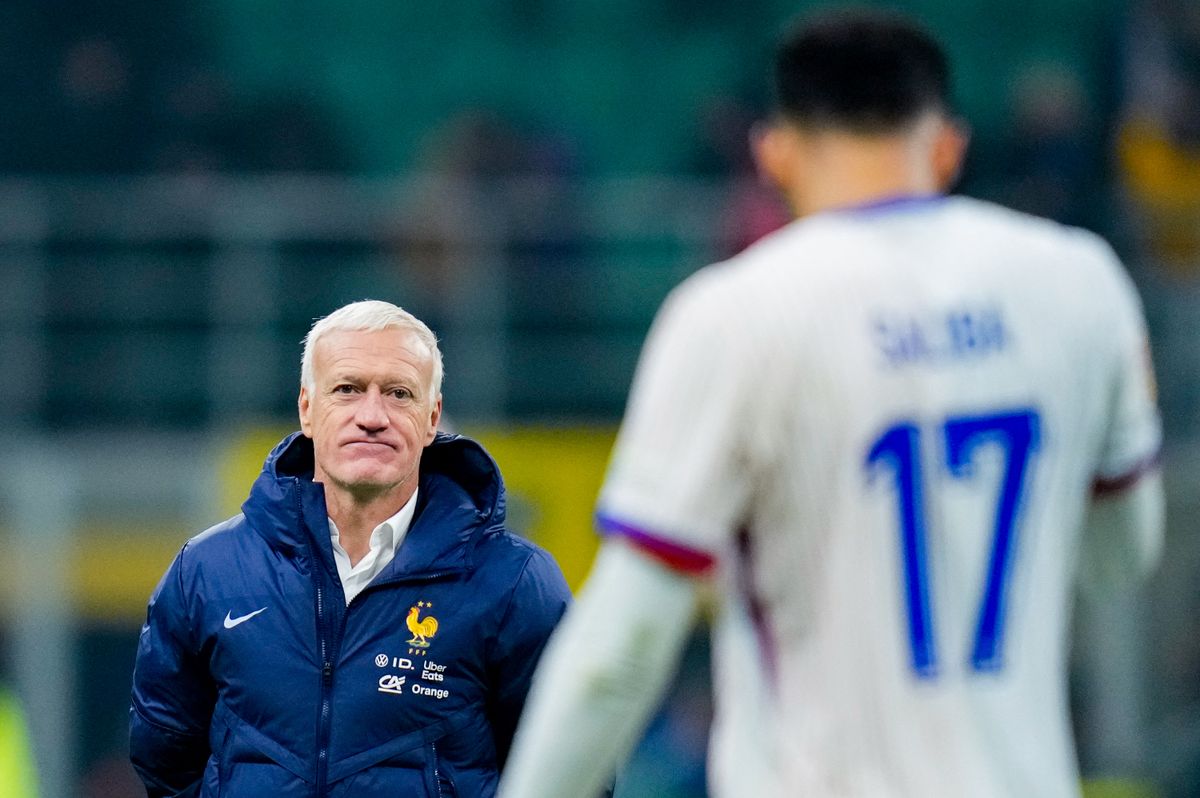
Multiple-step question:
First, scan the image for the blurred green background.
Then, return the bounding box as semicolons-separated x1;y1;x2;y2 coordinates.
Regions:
1;1;1199;796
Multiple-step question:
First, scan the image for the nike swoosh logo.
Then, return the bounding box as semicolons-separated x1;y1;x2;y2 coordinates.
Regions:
223;607;268;629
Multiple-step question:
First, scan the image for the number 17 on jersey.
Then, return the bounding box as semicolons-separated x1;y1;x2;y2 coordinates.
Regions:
865;409;1042;679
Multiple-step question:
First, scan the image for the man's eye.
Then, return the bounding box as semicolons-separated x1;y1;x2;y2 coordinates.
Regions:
333;385;356;394
392;388;413;400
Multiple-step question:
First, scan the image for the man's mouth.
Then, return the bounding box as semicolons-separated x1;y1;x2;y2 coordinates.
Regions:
344;440;395;450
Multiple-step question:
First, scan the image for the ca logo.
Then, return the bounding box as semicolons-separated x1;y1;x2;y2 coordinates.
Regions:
377;674;406;695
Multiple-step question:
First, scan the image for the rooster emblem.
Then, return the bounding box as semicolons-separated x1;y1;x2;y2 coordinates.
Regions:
406;602;439;648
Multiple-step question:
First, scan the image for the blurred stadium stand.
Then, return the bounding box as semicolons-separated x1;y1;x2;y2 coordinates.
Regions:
0;175;723;426
0;0;1198;796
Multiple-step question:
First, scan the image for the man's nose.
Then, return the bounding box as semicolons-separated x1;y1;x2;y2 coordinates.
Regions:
355;387;390;430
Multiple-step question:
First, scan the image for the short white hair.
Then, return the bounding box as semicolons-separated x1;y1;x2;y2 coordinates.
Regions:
301;300;444;397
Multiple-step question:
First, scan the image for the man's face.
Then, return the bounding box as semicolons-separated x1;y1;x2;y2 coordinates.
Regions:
298;328;442;504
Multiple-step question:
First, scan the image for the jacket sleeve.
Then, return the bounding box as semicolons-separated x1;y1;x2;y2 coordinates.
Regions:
129;544;216;798
486;546;572;769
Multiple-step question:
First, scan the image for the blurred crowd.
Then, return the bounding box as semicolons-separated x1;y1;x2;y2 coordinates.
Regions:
0;2;345;174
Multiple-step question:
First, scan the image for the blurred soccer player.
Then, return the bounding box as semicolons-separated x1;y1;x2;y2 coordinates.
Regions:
499;7;1164;798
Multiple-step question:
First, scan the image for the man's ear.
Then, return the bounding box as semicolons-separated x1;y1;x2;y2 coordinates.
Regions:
752;120;809;217
933;119;970;192
427;397;443;444
751;121;798;193
298;386;314;437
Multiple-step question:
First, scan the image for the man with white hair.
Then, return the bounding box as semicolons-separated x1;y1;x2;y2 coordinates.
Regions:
131;299;571;797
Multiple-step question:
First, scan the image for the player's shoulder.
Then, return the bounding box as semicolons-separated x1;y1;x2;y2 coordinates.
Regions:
949;197;1124;270
662;220;806;316
653;256;748;331
944;200;1150;343
910;196;1138;305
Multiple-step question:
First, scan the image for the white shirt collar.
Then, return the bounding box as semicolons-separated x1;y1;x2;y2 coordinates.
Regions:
327;487;419;604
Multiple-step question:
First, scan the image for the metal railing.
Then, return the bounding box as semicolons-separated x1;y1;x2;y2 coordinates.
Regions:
0;175;737;429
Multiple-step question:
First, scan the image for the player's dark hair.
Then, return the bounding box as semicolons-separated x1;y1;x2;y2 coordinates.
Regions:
773;6;951;133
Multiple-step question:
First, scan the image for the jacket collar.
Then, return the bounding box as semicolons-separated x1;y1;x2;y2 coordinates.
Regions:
242;431;507;578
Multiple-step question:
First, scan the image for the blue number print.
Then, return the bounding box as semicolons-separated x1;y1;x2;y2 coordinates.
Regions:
866;423;938;678
867;409;1041;679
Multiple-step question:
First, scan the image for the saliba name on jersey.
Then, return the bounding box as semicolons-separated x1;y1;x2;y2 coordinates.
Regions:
872;304;1009;367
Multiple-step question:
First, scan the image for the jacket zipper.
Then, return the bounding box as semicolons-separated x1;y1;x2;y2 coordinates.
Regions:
304;482;339;797
316;578;333;793
431;740;443;798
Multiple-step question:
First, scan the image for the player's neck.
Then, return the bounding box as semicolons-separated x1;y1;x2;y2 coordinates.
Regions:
792;139;941;218
781;113;964;219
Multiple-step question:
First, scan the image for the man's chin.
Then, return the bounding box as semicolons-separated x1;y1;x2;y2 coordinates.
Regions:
326;472;406;501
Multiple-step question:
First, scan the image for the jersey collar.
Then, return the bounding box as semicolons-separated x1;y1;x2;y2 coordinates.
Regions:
828;193;947;217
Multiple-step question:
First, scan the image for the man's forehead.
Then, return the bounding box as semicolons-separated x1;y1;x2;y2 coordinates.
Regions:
315;328;433;375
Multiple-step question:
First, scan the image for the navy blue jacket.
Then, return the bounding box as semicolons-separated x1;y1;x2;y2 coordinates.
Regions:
130;432;571;797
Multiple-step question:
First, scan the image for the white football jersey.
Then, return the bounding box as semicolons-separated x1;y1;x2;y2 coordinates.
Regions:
597;195;1162;798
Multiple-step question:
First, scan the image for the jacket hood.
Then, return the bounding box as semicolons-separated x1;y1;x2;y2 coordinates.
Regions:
241;431;507;573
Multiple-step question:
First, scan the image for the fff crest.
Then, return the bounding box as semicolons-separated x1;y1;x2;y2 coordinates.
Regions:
406;601;439;648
